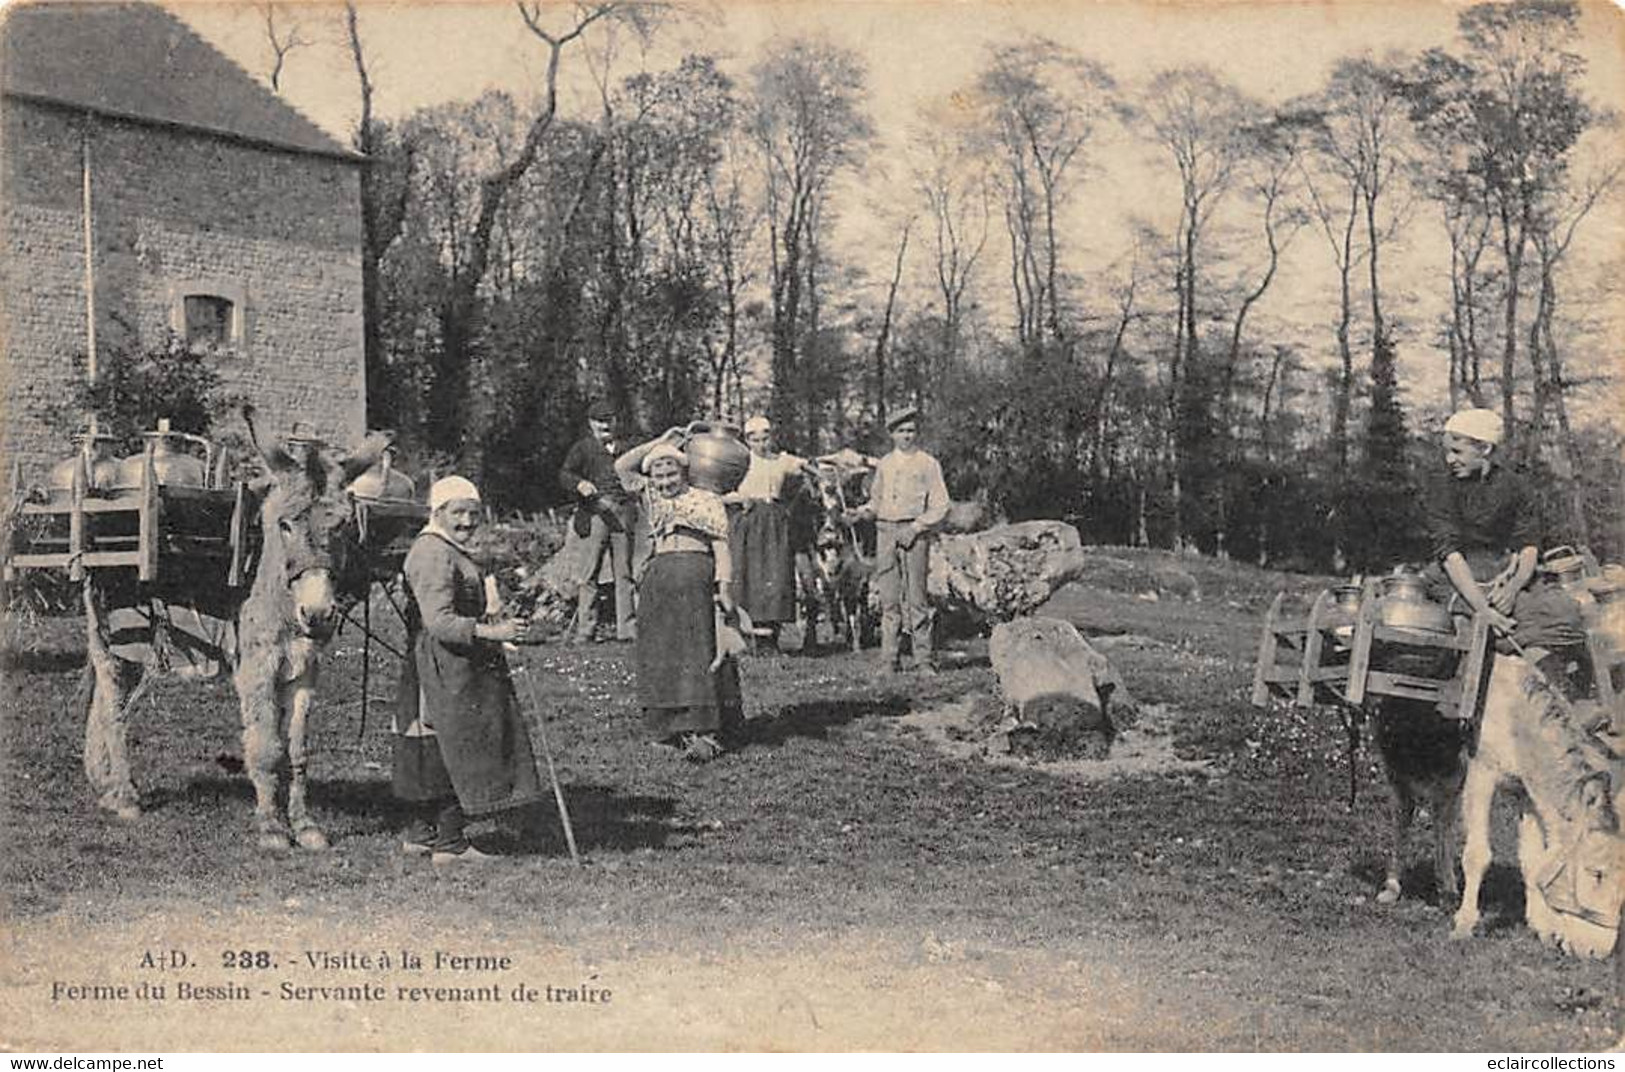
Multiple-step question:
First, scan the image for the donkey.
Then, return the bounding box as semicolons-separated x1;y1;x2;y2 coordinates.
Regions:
1451;653;1625;957
1370;697;1471;907
82;421;386;850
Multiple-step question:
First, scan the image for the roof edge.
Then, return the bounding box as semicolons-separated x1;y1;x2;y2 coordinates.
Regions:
3;89;367;164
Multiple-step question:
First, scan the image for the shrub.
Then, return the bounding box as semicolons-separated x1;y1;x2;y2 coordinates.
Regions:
37;334;247;455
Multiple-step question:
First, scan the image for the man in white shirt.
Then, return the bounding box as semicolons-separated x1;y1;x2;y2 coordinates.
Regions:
851;407;950;673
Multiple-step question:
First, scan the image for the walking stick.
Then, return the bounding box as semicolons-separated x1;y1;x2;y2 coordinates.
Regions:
357;585;371;744
485;575;581;866
506;641;582;867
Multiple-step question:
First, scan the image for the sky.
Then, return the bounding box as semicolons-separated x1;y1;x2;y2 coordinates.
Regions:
170;0;1625;425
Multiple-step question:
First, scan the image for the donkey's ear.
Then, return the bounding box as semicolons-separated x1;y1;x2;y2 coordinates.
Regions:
303;442;332;494
260;445;302;477
241;405;303;477
336;431;392;486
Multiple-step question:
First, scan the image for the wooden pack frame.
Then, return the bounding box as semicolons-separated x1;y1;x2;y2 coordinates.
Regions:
1252;579;1492;720
2;447;426;591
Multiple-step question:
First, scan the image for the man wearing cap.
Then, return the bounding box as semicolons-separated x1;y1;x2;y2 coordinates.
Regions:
558;401;636;643
1424;407;1590;696
851;406;950;673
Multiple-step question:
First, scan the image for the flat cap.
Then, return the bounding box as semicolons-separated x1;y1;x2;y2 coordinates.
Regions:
886;406;921;430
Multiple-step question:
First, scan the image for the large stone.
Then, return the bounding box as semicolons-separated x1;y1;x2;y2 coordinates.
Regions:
986;616;1132;760
927;520;1090;622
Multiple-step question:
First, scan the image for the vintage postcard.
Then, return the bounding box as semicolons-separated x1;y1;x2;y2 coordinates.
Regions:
2;0;1623;1053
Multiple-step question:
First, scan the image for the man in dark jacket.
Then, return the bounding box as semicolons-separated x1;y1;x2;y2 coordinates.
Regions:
1423;406;1589;697
558;401;636;642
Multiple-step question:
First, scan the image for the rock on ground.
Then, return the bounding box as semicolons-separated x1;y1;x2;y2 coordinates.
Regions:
985;616;1136;760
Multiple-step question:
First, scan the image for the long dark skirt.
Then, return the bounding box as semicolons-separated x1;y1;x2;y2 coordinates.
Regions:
732;500;797;625
637;551;744;739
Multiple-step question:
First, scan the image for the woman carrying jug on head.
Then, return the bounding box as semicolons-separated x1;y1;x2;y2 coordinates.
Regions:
615;427;745;762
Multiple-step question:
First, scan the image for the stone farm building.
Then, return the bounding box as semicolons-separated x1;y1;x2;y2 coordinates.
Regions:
1;0;365;480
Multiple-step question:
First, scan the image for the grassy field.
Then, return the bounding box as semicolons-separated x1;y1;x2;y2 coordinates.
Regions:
2;548;1619;1051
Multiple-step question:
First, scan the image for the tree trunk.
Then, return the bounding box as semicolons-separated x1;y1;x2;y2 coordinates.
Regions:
1497;202;1528;448
873;220;911;426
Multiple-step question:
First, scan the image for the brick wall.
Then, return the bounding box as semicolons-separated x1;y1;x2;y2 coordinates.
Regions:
1;98;365;482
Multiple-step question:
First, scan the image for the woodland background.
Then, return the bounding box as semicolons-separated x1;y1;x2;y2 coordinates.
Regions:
173;0;1625;569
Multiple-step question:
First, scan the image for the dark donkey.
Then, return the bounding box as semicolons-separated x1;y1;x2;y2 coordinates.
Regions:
82;414;387;850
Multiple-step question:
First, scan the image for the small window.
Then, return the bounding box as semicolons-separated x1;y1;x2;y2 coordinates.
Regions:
168;279;246;351
183;295;233;347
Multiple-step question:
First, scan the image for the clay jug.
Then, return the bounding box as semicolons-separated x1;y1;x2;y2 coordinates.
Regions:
684;422;751;495
1376;573;1452;633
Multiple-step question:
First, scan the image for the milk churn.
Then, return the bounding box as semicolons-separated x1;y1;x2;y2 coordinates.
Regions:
113;418;208;488
47;431;119;493
683;422;751;495
1375;572;1453;633
1324;583;1364;640
347;444;415;499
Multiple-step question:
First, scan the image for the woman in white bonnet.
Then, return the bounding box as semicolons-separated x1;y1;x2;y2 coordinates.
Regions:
724;415;811;648
615;428;745;761
392;476;542;863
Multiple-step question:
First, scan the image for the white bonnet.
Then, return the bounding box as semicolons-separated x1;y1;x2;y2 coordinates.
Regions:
428;475;481;510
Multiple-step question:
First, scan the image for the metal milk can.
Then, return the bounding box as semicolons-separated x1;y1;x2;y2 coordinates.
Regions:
347;445;415;499
47;431;120;492
683;422;751;495
1375;573;1452;633
113;418;209;488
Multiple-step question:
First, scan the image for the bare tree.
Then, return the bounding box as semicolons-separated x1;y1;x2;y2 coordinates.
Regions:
911;110;991;367
1090;230;1151;482
1408;1;1595;448
872;217;913;425
1292;56;1411;467
1140;65;1259;550
750;37;872;447
700;125;760;421
418;1;657;458
259;3;309;94
970;38;1116;347
342;1;417;432
1526;158;1622;543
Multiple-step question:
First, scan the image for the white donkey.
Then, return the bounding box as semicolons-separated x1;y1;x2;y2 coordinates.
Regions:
1452;652;1625;957
82;422;386;850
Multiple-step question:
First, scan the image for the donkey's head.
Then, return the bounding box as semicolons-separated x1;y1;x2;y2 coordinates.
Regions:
1513;666;1625;950
245;411;389;641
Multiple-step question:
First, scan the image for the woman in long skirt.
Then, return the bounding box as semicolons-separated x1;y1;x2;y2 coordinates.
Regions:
724;415;810;646
393;476;541;863
616;430;744;761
